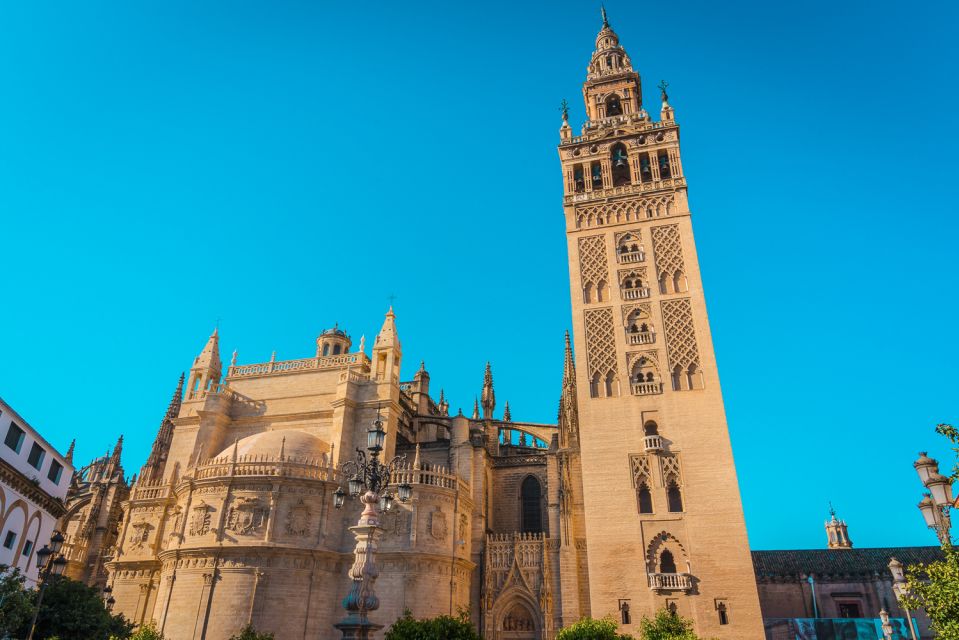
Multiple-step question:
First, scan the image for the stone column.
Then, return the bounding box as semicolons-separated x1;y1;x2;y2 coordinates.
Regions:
334;491;385;640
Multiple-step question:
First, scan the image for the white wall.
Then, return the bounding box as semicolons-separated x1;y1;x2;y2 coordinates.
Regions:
0;397;74;585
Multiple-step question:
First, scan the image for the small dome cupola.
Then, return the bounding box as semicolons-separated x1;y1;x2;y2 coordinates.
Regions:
587;7;634;81
825;504;853;549
316;323;352;357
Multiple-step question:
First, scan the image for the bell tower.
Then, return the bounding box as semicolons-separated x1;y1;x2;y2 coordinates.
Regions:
558;11;764;638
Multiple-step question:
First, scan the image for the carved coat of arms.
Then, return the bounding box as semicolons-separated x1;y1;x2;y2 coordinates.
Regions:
130;521;151;548
227;498;268;535
381;508;411;537
285;500;311;537
189;502;212;536
429;508;447;540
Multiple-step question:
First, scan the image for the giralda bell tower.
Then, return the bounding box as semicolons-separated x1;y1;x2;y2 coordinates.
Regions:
557;10;764;638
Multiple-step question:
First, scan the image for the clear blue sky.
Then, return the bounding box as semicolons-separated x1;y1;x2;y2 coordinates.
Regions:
1;1;956;551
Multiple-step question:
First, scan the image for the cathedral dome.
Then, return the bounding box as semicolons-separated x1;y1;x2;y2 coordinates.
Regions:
215;429;330;462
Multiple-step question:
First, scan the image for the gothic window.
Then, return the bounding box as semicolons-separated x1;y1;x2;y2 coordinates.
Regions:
667;481;683;513
605;94;623;117
631;357;658;385
717;603;729;625
639;153;653;183
611;143;631;186
660;549;677;574
658;150;672;179
637;482;653;514
521;476;543;533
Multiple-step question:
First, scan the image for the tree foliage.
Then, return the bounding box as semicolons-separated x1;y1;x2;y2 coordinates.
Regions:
18;576;134;640
0;567;35;637
127;621;165;640
637;609;704;640
557;615;633;640
385;609;481;640
229;624;275;640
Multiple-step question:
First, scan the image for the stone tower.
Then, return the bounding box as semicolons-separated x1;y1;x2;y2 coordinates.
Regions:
557;11;764;638
825;506;853;549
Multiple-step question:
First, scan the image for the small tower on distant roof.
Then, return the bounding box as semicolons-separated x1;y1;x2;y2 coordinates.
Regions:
186;328;222;400
316;323;352;357
372;307;402;383
825;504;853;549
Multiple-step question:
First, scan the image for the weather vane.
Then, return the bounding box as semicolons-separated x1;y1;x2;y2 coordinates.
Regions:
559;98;569;121
658;80;669;103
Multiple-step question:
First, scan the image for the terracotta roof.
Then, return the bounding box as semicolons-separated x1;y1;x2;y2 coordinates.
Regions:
752;546;944;579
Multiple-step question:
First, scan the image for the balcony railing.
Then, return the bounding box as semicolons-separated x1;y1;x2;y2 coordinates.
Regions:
617;251;645;264
626;331;655;345
644;435;663;453
622;287;650;300
649;573;691;592
632;382;663;396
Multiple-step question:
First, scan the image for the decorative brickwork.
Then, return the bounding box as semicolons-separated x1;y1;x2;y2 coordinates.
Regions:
578;234;609;290
575;194;675;228
651;224;686;292
584;308;617;381
661;298;700;376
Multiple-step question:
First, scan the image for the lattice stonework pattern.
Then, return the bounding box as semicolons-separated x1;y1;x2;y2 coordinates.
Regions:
661;298;700;372
578;235;609;288
629;454;652;487
660;455;682;487
651;224;686;282
584;307;618;379
575;195;675;228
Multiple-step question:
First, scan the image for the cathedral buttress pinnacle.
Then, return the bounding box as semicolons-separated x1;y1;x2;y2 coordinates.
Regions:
187;328;222;399
481;362;495;419
139;373;185;485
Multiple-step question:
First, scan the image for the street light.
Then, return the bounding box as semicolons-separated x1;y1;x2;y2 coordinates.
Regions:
332;408;413;640
103;584;115;612
912;452;954;545
27;531;69;640
888;558;918;640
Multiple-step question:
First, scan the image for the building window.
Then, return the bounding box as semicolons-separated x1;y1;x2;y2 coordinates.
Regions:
667;481;684;512
717;602;729;625
2;531;16;549
619;600;631;625
22;540;33;557
838;602;862;618
4;423;25;453
637;482;653;514
48;459;64;484
658;150;672;179
660;549;677;574
521;476;543;533
27;442;45;470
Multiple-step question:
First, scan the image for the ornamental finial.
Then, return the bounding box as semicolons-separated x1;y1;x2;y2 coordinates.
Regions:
658;80;670;104
601;4;609;27
560;98;569;122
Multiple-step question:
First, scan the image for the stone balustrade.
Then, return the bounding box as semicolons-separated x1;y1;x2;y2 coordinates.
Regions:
626;331;655;345
644;435;664;453
227;352;369;379
192;455;337;482
391;462;461;491
617;251;645;264
130;483;173;501
648;572;691;592
622;287;651;300
564;177;686;204
631;382;663;396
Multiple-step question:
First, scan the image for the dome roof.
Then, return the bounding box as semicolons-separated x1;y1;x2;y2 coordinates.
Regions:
215;429;330;462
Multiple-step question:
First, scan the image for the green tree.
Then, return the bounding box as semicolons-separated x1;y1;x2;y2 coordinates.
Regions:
18;576;134;640
128;621;165;640
638;609;709;640
385;609;481;640
0;566;36;637
229;624;275;640
557;615;633;640
900;423;959;640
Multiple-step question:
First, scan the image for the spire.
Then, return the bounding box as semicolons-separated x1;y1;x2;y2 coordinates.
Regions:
139;373;184;485
563;330;575;384
438;389;449;416
374;306;401;349
112;435;123;459
601;4;609;28
559;332;580;448
372;306;402;382
503;401;512;422
65;439;75;464
187;328;222;398
581;7;641;123
472;397;480;420
481;362;496;419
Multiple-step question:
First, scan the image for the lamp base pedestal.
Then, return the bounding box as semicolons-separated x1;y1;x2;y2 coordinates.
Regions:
334;615;383;640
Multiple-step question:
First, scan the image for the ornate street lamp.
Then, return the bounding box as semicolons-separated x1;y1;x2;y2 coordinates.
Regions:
888;558;919;640
332;409;413;640
912;452;954;545
27;532;69;640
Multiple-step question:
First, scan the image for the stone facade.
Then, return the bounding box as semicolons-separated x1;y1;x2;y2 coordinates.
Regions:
59;12;768;640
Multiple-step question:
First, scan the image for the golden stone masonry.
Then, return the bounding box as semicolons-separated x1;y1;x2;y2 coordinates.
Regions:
59;12;765;640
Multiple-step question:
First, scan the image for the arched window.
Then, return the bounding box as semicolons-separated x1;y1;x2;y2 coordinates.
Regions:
583;282;593;304
686;364;703;390
521;476;543;533
604;371;617;397
574;166;585;193
322;344;330;356
658;150;672;179
639;153;653;183
605;94;623;117
590;162;603;188
637;482;653;514
644;421;658;436
671;364;683;391
673;270;686;293
590;372;600;398
667;481;683;513
611;143;631;186
332;344;341;355
660;549;677;574
596;280;607;302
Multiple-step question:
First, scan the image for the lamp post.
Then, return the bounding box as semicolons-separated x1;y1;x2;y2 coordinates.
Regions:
332;410;412;640
888;558;918;640
913;452;954;545
27;531;68;640
878;608;893;640
102;584;116;612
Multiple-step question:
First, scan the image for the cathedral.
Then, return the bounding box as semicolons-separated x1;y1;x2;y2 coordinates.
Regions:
59;12;765;640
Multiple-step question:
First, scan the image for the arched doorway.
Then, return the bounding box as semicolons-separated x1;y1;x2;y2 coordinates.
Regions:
498;601;539;640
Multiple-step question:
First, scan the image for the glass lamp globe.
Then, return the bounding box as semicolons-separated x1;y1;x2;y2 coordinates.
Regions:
398;482;413;503
50;531;64;554
918;494;937;527
888;557;905;583
914;452;939;485
35;545;52;569
51;555;67;576
348;475;364;497
926;473;954;507
367;419;386;452
379;493;394;513
333;487;346;509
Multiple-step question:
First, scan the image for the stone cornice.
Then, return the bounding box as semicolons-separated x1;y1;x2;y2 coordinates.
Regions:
0;457;67;517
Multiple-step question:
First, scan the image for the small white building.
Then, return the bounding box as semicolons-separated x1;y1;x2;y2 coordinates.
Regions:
0;396;72;585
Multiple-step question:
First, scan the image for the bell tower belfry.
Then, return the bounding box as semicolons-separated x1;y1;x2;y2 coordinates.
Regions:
557;10;764;638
